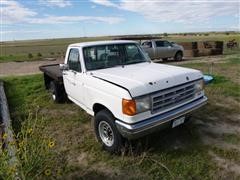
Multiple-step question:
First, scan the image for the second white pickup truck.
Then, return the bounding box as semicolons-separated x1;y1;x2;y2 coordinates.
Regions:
39;40;207;153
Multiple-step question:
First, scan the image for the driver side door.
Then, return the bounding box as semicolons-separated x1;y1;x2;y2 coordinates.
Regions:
63;48;85;106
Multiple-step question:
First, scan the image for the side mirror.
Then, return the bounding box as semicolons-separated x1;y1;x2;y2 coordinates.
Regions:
60;63;69;71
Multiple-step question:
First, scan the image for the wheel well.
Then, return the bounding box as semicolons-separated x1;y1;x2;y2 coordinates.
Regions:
93;103;110;115
175;50;183;56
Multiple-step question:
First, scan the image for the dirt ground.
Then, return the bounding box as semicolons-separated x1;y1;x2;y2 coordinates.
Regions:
0;58;64;77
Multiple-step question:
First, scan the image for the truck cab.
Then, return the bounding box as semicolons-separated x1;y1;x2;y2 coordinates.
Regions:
40;40;207;153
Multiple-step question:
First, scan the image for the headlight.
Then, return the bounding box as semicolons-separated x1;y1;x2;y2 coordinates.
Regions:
195;79;204;92
122;96;150;116
135;96;151;113
194;79;204;97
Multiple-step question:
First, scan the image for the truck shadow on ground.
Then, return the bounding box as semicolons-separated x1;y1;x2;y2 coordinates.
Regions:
124;120;199;155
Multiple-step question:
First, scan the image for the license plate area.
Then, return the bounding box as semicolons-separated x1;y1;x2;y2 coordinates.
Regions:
172;116;185;128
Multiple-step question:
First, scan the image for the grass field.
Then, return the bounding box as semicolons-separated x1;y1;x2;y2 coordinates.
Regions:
0;36;112;63
0;33;240;179
0;33;239;63
0;51;240;178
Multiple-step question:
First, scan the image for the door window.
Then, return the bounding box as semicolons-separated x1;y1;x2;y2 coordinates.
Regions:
68;49;81;72
163;41;172;47
142;41;152;48
155;41;164;47
156;41;172;47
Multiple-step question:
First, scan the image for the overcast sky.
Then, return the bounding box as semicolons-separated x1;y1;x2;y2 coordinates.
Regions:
1;0;239;41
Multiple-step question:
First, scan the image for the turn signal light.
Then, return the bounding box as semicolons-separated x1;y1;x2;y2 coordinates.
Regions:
122;99;136;116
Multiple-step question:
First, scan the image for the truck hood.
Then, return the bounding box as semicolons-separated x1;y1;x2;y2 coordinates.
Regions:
91;62;202;97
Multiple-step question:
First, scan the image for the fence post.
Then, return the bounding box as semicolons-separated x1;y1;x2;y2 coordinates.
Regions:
0;81;22;179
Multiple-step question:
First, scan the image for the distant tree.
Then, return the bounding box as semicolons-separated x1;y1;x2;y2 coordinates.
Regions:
37;52;42;57
204;33;209;36
163;33;168;37
226;32;230;35
28;53;33;59
50;52;55;55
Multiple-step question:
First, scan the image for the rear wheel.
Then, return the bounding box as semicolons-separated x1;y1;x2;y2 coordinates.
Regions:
94;109;124;153
49;81;65;103
174;51;183;61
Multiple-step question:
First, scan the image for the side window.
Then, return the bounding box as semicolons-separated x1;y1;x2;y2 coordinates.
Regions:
163;41;171;47
142;41;152;48
68;49;81;72
155;41;164;47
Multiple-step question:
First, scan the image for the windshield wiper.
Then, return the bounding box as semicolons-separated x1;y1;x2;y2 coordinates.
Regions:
125;61;146;65
92;64;123;70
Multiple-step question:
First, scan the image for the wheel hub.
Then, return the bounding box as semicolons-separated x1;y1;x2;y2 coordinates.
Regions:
50;83;56;100
98;121;114;147
177;53;182;60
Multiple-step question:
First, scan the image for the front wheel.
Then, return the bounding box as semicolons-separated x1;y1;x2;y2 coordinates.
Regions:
174;51;183;61
94;109;124;153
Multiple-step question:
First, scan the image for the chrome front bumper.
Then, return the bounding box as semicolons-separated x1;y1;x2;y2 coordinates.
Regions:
115;96;208;139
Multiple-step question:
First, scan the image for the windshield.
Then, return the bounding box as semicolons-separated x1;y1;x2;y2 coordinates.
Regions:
83;43;148;71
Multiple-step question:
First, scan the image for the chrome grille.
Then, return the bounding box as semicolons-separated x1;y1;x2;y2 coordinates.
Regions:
151;81;196;114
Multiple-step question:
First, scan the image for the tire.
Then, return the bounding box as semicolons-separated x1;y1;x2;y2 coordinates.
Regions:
174;51;183;61
49;81;65;103
162;58;168;61
94;109;124;153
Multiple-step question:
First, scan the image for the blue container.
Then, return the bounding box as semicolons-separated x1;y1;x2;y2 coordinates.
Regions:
203;75;214;85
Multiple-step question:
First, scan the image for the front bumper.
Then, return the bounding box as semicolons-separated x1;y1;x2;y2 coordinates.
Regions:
115;96;207;139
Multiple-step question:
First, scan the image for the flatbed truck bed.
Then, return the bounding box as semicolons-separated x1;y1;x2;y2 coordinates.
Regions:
39;64;63;82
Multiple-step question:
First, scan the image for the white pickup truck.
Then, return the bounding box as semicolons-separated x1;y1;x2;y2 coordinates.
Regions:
39;40;207;153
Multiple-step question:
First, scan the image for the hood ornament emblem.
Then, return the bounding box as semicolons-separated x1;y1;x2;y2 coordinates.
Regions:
186;76;189;81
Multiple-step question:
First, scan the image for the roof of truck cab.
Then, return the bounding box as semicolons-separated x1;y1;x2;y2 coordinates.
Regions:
69;40;138;47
